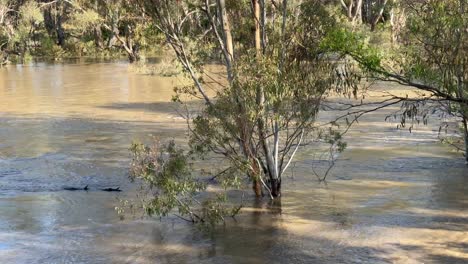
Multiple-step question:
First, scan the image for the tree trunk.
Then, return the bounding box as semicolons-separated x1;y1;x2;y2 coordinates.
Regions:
108;19;119;48
340;0;362;24
216;0;261;196
270;178;281;198
354;0;363;24
363;0;371;24
128;53;137;63
251;158;263;197
370;0;388;31
217;0;234;63
43;7;55;37
462;125;467;170
252;0;261;55
105;24;140;63
42;4;65;46
94;26;104;49
347;0;353;20
260;0;267;53
0;51;8;66
56;1;66;47
56;15;65;47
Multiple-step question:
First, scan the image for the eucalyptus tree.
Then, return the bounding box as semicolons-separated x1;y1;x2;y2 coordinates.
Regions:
338;0;392;30
363;0;389;31
13;1;43;60
325;0;468;162
40;0;71;47
0;0;15;63
1;0;70;61
339;0;363;24
125;0;354;224
63;0;150;62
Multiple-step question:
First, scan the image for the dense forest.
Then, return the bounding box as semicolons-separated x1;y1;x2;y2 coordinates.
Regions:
0;0;160;63
1;0;466;225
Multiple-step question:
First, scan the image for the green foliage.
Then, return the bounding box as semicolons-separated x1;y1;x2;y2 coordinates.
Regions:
328;0;467;158
129;140;203;217
403;0;466;96
124;0;364;226
36;36;66;59
64;9;100;35
10;1;43;55
123;139;241;226
0;0;166;61
19;1;43;25
320;28;382;72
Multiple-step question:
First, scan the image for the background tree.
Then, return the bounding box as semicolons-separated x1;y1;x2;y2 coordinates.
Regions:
324;0;467;162
0;0;15;64
338;0;392;31
14;1;44;60
0;0;161;63
339;0;363;25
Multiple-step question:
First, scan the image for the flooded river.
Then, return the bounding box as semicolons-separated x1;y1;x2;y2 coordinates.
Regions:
0;60;467;263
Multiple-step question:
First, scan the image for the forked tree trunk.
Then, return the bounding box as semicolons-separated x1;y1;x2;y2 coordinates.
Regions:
104;24;140;63
340;0;362;24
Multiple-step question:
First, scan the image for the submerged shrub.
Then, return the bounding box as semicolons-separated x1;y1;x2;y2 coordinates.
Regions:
118;139;241;226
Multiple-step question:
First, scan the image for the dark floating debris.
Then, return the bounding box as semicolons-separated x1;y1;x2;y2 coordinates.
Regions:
63;185;89;191
100;187;121;192
62;185;121;192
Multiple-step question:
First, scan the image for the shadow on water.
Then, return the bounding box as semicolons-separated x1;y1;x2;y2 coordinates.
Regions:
101;199;393;264
390;242;468;264
2;194;466;264
96;100;205;116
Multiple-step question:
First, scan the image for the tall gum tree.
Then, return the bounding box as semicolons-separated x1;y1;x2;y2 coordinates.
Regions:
126;0;355;224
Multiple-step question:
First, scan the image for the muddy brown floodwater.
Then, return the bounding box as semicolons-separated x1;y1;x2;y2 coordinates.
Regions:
0;60;467;264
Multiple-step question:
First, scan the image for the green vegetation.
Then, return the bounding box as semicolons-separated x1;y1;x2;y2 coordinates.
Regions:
1;0;465;226
0;0;163;63
326;0;467;162
121;0;466;226
116;0;359;226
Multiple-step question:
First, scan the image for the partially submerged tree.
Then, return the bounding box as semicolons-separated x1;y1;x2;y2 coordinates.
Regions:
123;0;355;224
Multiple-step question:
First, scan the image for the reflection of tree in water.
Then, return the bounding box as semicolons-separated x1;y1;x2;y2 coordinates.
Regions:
200;197;392;263
201;198;283;262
